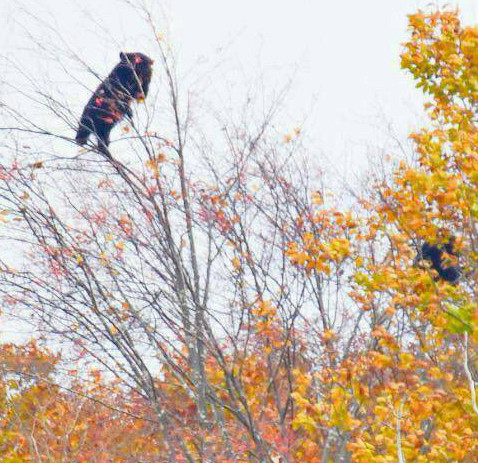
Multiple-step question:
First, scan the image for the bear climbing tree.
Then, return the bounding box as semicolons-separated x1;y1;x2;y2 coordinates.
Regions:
76;52;153;156
417;238;461;283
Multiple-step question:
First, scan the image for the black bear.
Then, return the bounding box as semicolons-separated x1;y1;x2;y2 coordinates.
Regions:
76;52;153;156
416;237;461;283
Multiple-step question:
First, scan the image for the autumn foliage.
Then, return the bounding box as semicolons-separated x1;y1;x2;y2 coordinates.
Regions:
1;6;478;463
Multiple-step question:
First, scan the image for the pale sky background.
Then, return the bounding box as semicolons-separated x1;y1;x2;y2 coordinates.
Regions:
0;0;477;341
0;0;477;177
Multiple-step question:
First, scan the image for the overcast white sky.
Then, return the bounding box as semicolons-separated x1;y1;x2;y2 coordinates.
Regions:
0;0;478;173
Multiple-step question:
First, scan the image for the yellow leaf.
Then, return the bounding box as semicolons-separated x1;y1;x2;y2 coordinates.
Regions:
232;257;241;270
311;191;323;205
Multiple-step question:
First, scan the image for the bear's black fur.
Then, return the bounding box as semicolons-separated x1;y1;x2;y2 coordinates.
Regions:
76;52;153;156
417;237;461;283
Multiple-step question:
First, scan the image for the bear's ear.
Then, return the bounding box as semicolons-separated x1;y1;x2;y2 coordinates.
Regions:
119;52;127;61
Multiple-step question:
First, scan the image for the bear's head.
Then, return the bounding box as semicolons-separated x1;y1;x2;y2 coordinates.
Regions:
119;52;154;100
120;52;154;68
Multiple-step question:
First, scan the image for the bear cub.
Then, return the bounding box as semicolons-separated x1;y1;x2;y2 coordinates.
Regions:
76;52;153;156
417;237;461;283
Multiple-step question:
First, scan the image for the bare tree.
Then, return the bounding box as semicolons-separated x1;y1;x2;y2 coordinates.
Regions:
0;3;361;462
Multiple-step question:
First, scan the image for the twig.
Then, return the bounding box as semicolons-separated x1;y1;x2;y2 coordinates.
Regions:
463;332;478;417
396;397;406;463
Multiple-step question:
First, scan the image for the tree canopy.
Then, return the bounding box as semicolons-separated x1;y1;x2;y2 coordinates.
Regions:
0;6;477;463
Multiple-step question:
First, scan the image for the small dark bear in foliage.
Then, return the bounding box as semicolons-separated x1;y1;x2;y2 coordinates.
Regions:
416;236;461;283
76;52;153;156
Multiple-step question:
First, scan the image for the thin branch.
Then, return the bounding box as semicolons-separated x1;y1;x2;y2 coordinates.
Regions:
396;397;406;463
463;332;478;417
